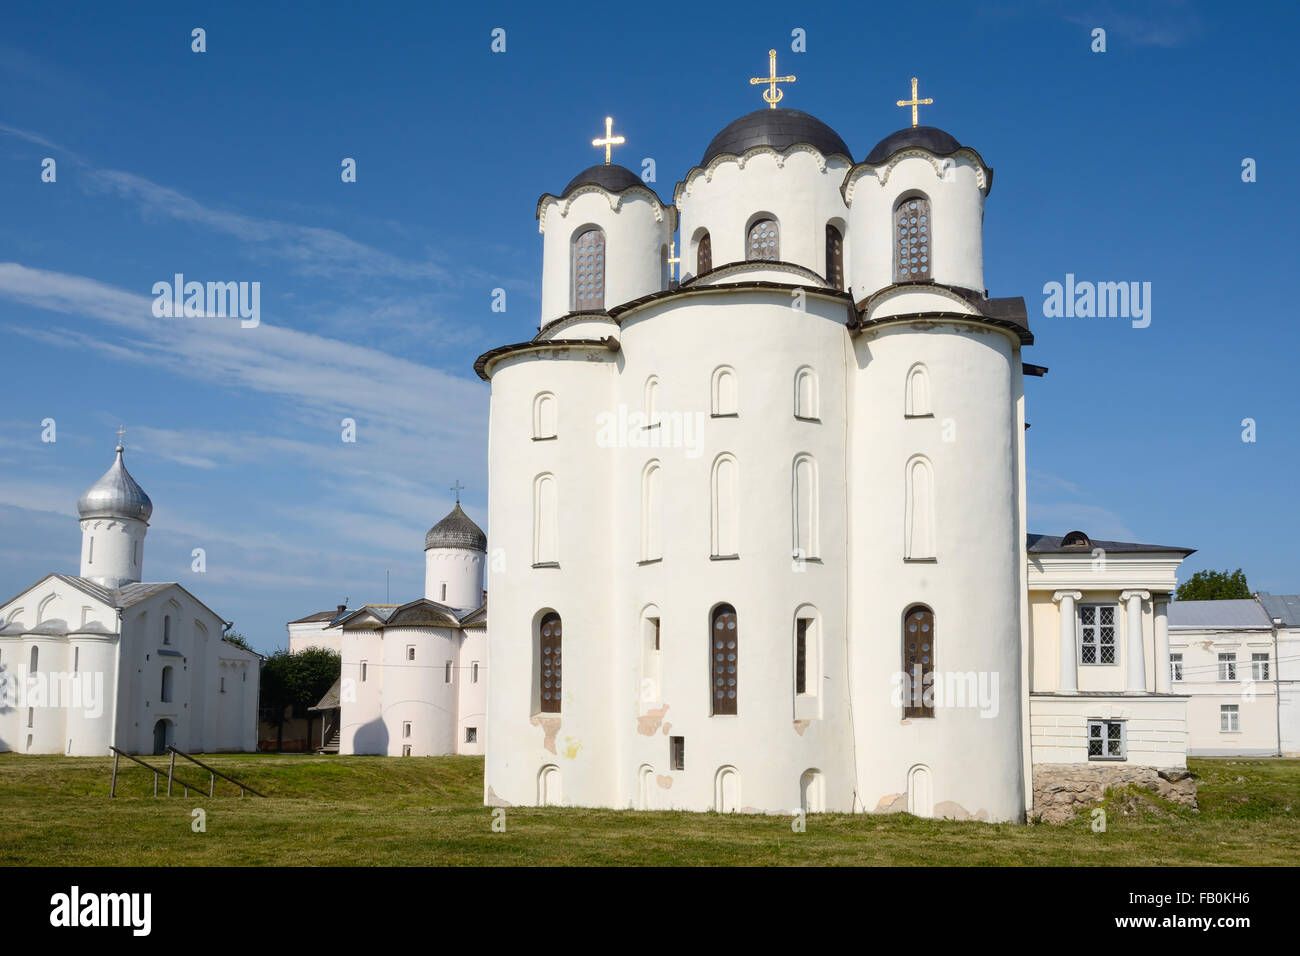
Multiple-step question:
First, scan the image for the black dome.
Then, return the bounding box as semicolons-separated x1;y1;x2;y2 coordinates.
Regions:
562;163;644;196
425;503;487;552
863;126;963;165
702;108;851;165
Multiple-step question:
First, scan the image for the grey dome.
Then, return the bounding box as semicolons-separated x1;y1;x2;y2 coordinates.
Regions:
863;126;963;164
424;503;486;552
77;446;153;522
702;108;851;165
562;163;644;196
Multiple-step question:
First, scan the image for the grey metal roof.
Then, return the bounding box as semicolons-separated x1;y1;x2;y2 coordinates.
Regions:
1027;533;1194;555
1168;599;1273;629
863;126;963;165
701;108;851;165
50;573;173;609
77;446;153;522
288;610;338;625
424;502;487;552
1256;592;1300;627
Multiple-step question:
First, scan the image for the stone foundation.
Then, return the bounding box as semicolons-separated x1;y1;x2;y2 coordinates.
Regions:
1031;763;1197;824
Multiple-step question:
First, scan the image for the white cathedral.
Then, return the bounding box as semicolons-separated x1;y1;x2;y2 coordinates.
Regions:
473;69;1197;821
0;443;260;756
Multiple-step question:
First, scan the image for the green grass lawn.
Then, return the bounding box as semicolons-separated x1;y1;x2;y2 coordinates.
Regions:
1;753;1296;866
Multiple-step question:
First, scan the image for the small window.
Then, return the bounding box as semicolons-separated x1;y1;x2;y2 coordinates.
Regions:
1087;719;1126;760
466;727;478;744
1252;653;1270;681
440;583;447;602
696;232;712;275
73;647;79;673
403;721;411;739
711;366;738;417
711;604;738;716
1218;653;1237;681
1079;605;1117;665
27;706;34;728
1169;653;1183;682
402;744;412;757
747;218;779;261
360;661;368;682
794;367;818;421
220;676;226;693
670;735;685;771
1220;704;1240;732
444;660;453;684
894;197;931;281
572;228;606;310
825;224;844;290
902;605;935;718
533;392;557;440
796;618;809;695
163;615;171;645
407;645;416;662
161;666;173;703
471;661;480;683
540;612;562;713
88;536;94;564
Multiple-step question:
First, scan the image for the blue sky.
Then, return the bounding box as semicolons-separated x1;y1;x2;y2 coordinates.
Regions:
1;0;1296;652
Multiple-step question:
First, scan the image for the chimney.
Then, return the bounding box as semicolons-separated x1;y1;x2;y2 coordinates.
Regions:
336;604;347;616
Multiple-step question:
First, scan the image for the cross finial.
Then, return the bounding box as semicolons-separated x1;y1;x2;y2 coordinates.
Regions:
591;116;625;165
450;480;465;505
115;424;126;451
896;76;933;128
750;49;796;109
666;241;681;282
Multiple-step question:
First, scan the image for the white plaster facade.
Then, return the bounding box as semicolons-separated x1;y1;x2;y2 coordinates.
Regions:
0;448;258;755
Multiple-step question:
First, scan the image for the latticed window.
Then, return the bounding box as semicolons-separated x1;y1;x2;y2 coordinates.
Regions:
1252;653;1270;680
540;612;562;713
825;225;844;290
894;197;930;281
711;604;738;715
1218;653;1236;681
1087;719;1126;760
572;229;606;310
796;618;808;694
1169;653;1183;682
902;605;935;718
1079;605;1116;664
697;232;712;275
1220;704;1239;732
747;219;779;261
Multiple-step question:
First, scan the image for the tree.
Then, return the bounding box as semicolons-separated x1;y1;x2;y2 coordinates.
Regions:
259;648;342;752
223;630;254;651
1176;568;1251;602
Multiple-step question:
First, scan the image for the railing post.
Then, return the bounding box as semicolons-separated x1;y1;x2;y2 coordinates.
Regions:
168;750;176;796
210;772;215;798
153;770;158;797
110;750;119;798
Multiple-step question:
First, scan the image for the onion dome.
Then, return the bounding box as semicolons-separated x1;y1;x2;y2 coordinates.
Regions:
863;126;963;165
702;108;851;165
561;163;644;196
424;503;487;552
77;445;153;522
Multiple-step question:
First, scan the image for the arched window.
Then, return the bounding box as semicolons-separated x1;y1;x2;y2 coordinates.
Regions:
905;364;932;417
29;645;38;674
794;367;818;420
538;764;561;805
800;769;825;813
908;764;934;817
711;366;737;417
533;474;558;566
711;603;738;715
904;456;936;560
710;454;739;558
825;224;845;290
533;392;557;439
572;227;606;310
163;615;171;645
747;218;779;261
643;375;660;428
640;461;662;561
640;607;661;704
902;606;935;719
894;197;931;282
161;665;174;703
539;612;562;713
714;766;740;811
696;231;712;275
794;608;821;710
792;454;819;560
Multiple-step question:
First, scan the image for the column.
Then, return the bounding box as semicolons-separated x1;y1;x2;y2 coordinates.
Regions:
1153;594;1171;694
1053;591;1082;692
1121;590;1150;692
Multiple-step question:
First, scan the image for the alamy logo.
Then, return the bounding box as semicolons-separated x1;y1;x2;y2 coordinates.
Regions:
595;406;706;458
151;273;260;328
0;667;103;718
1042;274;1151;328
49;886;151;936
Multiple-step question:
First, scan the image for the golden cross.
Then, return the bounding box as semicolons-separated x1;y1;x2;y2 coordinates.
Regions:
116;424;126;448
591;116;625;165
896;76;933;128
749;49;796;109
666;241;680;282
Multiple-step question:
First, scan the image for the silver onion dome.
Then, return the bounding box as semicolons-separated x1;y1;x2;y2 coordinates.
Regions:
424;502;486;552
77;445;153;522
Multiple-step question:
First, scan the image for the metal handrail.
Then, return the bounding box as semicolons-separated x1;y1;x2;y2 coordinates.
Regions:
166;745;266;798
108;746;208;798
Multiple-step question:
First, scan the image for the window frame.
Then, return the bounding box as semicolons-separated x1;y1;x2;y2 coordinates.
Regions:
1251;653;1270;681
539;612;562;714
893;196;932;282
571;227;607;311
1220;704;1240;733
746;217;780;262
902;604;936;718
1218;652;1237;682
1169;652;1184;682
710;603;739;716
1078;604;1118;666
825;223;845;290
1087;718;1127;761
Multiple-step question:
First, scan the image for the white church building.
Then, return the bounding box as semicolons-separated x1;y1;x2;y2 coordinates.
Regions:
0;443;260;756
287;501;488;756
473;68;1198;821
